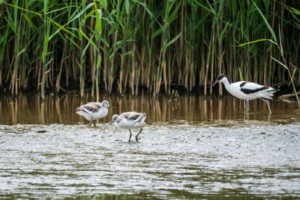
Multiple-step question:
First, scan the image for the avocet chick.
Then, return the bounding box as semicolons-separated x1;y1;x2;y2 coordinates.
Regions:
109;112;146;142
76;100;114;127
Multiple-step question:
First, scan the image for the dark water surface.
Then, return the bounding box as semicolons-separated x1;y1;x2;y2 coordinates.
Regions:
0;92;300;199
1;91;300;125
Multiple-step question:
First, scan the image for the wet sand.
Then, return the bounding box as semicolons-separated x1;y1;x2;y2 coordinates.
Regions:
0;121;300;199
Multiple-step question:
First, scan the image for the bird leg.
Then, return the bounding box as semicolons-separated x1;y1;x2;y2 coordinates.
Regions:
246;100;250;113
89;119;92;127
128;129;132;142
260;98;272;114
135;127;143;142
93;120;96;127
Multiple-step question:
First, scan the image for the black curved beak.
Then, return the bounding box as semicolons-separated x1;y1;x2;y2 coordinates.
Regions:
109;105;115;108
109;119;115;125
207;80;219;88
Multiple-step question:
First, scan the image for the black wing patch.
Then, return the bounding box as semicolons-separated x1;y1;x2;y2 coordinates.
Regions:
240;81;248;87
241;86;270;94
127;114;140;121
84;105;99;113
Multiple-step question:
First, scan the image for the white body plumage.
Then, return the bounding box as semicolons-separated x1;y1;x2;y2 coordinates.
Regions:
209;74;278;114
113;112;146;129
222;80;276;100
109;112;146;142
76;100;114;126
76;103;108;121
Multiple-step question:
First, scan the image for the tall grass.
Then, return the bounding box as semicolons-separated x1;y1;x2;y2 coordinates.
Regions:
0;0;299;99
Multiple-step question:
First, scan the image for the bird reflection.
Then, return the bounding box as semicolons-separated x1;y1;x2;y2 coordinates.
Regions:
0;91;294;125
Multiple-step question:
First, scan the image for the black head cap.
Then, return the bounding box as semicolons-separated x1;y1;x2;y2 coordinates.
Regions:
217;74;227;81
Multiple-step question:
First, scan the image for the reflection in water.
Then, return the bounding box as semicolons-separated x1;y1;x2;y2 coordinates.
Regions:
0;92;299;125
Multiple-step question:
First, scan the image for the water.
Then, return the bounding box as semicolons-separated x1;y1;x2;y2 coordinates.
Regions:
1;92;299;125
0;92;300;199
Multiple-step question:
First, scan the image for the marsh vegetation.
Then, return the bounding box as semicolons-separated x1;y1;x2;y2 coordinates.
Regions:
0;0;300;99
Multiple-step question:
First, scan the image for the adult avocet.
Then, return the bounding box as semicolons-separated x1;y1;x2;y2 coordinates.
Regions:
76;100;115;127
109;112;146;142
208;74;278;114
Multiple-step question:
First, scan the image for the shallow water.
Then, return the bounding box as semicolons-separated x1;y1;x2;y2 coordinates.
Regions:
0;92;300;199
1;91;300;125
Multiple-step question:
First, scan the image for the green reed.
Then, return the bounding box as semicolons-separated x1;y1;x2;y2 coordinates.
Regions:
0;0;299;101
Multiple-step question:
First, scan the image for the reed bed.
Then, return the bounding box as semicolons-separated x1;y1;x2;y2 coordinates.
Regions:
0;0;299;98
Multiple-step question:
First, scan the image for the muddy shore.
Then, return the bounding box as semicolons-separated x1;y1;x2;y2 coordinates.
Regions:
0;122;299;199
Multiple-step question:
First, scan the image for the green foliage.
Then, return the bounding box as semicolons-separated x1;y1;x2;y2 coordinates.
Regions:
0;0;299;98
